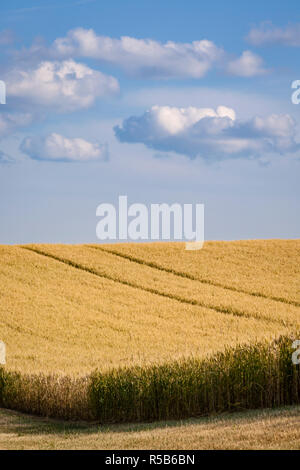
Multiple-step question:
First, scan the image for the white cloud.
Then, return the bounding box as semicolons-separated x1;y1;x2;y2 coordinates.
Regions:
20;133;108;162
139;105;236;136
227;51;268;77
6;59;119;112
114;105;299;160
247;22;300;47
15;28;268;80
50;28;224;79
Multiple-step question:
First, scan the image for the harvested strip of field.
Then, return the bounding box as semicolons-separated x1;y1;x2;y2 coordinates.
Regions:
94;239;300;305
23;244;300;328
1;406;299;450
1;246;286;375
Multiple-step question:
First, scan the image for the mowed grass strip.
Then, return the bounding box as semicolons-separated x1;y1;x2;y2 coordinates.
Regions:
94;240;300;305
23;244;300;328
0;246;286;375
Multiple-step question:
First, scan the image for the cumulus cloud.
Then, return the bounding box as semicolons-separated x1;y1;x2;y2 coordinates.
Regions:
20;133;108;162
114;105;299;160
14;28;269;79
17;28;267;79
227;51;268;77
247;22;300;47
5;59;119;112
50;28;224;79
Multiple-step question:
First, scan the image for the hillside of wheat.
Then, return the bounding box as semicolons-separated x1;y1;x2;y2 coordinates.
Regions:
0;240;299;376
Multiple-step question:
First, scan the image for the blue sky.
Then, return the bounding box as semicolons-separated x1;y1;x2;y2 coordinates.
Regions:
0;0;299;243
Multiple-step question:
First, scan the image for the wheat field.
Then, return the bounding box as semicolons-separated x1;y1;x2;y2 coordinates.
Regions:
97;239;300;304
0;240;299;376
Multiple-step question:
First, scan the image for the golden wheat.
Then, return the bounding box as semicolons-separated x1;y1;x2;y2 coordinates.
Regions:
24;243;300;328
0;242;296;375
95;239;300;304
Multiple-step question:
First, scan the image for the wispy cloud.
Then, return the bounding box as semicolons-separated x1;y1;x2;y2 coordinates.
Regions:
227;51;268;77
0;112;33;139
247;22;300;47
20;133;108;162
0;29;15;46
0;150;14;164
